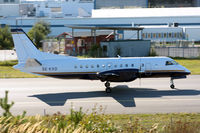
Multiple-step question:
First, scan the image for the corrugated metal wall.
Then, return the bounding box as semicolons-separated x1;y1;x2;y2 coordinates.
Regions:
153;47;200;58
101;40;151;57
95;0;147;9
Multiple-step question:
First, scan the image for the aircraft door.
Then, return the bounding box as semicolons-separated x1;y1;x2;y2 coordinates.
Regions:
140;63;145;72
145;63;152;75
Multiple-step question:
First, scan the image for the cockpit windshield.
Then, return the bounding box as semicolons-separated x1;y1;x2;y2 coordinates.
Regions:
166;60;178;65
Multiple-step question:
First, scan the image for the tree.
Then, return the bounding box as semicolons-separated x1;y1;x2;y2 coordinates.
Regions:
28;21;51;48
0;26;13;50
0;91;14;117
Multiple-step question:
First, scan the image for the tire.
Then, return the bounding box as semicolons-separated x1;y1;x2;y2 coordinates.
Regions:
105;82;110;88
170;84;175;89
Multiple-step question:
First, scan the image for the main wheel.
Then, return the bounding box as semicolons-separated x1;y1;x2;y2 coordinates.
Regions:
106;87;112;93
170;84;175;89
105;82;110;88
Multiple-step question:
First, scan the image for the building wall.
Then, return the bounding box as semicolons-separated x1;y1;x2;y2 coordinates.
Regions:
194;0;200;6
61;0;94;17
0;50;17;61
22;0;94;18
0;4;19;17
95;0;147;9
2;13;200;41
0;0;19;4
92;7;200;18
101;40;151;57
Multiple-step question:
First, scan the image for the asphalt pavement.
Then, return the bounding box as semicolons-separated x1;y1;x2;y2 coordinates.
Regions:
0;75;200;115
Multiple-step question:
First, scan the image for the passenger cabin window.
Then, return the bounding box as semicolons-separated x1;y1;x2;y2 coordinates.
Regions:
131;64;134;67
102;64;105;68
120;64;123;67
91;65;94;68
97;64;99;68
85;65;88;68
114;64;117;68
74;65;77;69
80;65;83;68
125;64;128;67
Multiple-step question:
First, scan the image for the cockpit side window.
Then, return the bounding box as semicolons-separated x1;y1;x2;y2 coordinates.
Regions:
166;61;173;65
166;60;178;65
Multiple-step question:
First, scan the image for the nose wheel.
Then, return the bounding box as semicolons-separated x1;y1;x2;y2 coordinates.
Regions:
170;78;175;89
105;81;112;93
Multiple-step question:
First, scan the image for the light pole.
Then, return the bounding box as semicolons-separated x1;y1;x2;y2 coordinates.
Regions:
20;9;23;28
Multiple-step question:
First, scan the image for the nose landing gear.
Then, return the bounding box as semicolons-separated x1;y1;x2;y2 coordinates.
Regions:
105;81;112;93
170;78;175;89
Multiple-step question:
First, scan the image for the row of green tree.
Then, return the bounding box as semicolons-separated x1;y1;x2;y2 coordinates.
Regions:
0;21;50;50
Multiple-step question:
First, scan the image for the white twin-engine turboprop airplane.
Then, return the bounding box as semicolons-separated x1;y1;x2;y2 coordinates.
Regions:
11;29;190;93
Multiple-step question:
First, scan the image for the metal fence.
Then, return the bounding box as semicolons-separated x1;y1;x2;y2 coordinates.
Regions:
153;47;200;58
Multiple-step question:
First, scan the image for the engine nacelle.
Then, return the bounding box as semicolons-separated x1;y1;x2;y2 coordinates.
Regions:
97;69;139;82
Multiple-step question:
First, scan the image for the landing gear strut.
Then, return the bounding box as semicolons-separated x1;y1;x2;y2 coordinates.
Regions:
105;81;111;93
170;78;175;89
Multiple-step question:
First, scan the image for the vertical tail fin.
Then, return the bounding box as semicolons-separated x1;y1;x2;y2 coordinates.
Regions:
11;29;42;63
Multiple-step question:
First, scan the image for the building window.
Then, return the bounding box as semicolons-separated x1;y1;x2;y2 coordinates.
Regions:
164;33;167;38
142;33;146;38
158;33;161;38
80;0;92;1
153;33;156;38
174;33;177;38
169;33;172;38
148;33;151;38
180;33;183;38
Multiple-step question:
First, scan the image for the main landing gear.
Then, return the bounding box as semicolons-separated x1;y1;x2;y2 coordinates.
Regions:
105;81;112;93
170;78;175;89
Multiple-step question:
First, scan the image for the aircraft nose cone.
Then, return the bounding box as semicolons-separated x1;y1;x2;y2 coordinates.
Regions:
186;71;191;75
185;69;191;75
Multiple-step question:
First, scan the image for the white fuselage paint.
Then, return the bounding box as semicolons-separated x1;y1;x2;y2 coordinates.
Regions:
23;56;190;76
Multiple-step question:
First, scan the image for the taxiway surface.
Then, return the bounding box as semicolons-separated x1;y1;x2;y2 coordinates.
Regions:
0;75;200;115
